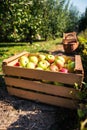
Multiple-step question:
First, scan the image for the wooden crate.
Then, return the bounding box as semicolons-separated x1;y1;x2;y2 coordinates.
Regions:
2;51;84;109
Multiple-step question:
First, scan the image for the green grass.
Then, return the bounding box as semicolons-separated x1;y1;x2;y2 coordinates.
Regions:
0;38;62;72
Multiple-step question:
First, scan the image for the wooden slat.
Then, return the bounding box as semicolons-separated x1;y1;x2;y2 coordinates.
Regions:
5;77;79;99
7;86;78;109
3;65;83;86
75;55;84;74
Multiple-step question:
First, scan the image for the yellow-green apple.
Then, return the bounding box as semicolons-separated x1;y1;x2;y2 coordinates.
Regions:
36;66;44;70
60;68;68;73
38;60;50;70
19;56;29;67
54;82;64;86
38;54;46;61
46;54;55;63
63;56;71;63
55;56;65;63
29;55;38;65
26;61;36;69
49;63;59;72
67;61;75;72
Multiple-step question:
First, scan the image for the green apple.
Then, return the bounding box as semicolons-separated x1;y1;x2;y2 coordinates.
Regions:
29;55;38;65
55;56;65;63
19;56;29;67
38;60;50;70
46;54;55;63
26;61;36;69
67;61;75;72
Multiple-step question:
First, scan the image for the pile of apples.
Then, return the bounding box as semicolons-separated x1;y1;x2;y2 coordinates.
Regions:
14;53;75;73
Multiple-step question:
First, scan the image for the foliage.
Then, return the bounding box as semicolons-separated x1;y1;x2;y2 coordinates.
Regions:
0;0;80;42
78;8;87;32
66;4;80;32
78;29;87;40
78;36;87;82
76;35;87;130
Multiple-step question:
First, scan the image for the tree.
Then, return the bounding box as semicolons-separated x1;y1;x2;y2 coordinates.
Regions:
65;4;80;32
78;8;87;32
0;0;80;42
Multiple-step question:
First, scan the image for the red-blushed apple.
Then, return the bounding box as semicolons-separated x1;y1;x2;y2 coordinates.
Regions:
29;55;38;65
49;63;59;72
55;59;64;69
60;68;68;73
38;54;46;61
26;61;36;69
46;54;55;63
19;56;29;67
14;62;20;67
38;60;50;70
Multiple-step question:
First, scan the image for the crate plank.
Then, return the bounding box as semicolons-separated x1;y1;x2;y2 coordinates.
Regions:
7;86;78;109
5;77;79;99
3;65;83;86
75;55;84;74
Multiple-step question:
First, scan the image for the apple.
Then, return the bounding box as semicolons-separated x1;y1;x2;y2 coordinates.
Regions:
36;66;44;70
67;59;73;64
64;63;68;68
29;55;38;65
67;61;75;72
55;56;65;63
55;59;64;69
46;54;55;63
26;61;36;69
14;62;20;67
54;82;64;86
38;54;46;61
19;56;29;67
60;68;68;73
49;63;59;72
38;60;50;70
63;56;71;63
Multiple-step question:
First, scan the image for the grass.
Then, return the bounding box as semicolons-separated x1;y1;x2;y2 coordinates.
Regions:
0;38;62;72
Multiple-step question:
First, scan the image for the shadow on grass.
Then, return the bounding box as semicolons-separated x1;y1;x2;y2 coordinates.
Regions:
0;42;27;47
0;74;79;130
39;50;50;54
0;39;46;48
